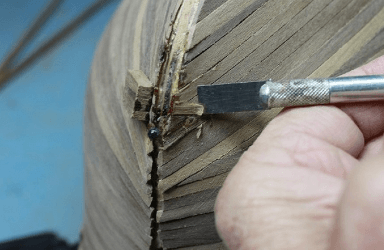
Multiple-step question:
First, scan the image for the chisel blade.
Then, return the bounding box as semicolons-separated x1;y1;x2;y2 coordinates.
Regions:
197;81;267;113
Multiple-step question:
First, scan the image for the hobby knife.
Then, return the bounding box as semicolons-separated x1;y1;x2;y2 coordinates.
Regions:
197;75;384;113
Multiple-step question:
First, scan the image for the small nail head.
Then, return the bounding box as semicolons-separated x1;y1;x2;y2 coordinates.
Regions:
148;127;160;140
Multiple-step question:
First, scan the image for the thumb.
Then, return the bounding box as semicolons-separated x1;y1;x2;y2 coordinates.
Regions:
330;154;384;250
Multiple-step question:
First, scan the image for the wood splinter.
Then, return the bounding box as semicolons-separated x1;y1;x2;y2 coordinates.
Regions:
172;102;204;116
126;69;154;121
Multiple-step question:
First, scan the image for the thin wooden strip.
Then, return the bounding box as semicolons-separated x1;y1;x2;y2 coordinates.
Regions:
160;118;205;151
159;112;255;178
184;0;300;82
254;0;374;81
218;0;354;84
158;110;279;192
132;0;149;70
163;187;220;211
283;0;384;79
160;218;220;249
178;153;239;186
310;6;384;78
180;0;333;102
187;0;269;63
125;69;154;122
158;199;215;222
163;173;227;201
178;133;256;186
196;0;228;22
332;27;384;76
190;0;266;49
160;213;215;231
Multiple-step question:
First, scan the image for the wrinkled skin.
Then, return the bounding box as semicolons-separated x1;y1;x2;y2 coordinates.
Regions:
215;55;384;250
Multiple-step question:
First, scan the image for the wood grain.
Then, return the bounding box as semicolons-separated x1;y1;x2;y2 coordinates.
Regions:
81;0;384;249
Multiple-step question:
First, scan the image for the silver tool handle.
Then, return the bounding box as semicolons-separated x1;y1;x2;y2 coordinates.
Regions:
259;75;384;108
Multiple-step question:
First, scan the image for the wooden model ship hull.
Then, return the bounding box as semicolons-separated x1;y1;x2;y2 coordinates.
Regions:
80;0;384;249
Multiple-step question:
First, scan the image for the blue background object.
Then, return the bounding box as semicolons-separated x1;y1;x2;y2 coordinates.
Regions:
0;0;120;243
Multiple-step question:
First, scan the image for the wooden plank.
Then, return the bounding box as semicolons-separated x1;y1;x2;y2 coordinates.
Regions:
163;187;221;211
243;0;373;81
178;132;256;186
158;199;215;223
125;69;154;121
159;213;221;249
158;110;279;192
163;173;227;201
160;213;215;231
334;28;384;76
161;222;220;249
187;0;268;61
184;0;302;83
282;0;384;79
310;5;384;77
172;102;204;116
196;0;228;22
159;112;261;178
215;0;357;84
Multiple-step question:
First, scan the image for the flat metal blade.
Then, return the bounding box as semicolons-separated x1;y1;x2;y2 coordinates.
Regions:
197;81;267;114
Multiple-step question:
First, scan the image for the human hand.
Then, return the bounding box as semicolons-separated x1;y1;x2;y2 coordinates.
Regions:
215;55;384;250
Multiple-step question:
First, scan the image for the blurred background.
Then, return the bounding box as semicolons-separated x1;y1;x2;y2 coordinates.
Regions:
0;0;120;244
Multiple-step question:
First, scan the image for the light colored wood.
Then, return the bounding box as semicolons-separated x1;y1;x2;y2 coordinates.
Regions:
172;102;204;116
82;0;384;249
125;69;154;121
310;5;384;78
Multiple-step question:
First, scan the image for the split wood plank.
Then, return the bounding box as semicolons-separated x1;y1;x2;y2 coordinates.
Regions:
126;69;154;121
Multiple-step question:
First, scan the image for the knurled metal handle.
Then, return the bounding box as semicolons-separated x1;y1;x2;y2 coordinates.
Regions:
259;79;330;108
259;75;384;109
